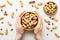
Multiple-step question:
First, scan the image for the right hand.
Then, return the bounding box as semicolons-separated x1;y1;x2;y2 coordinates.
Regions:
15;11;25;40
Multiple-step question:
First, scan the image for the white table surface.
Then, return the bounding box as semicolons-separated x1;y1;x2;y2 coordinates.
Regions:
0;0;60;40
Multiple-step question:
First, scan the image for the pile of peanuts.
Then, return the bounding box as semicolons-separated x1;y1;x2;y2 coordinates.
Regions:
21;12;38;30
44;1;57;15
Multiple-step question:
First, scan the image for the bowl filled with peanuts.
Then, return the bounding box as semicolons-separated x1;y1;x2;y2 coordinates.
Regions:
44;1;57;16
20;11;38;30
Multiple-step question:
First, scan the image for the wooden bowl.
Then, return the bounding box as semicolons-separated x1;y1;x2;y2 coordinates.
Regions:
20;11;38;30
43;1;57;16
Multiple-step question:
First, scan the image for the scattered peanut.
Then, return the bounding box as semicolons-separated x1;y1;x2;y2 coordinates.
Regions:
44;19;50;23
16;9;18;11
7;0;12;6
46;34;49;36
38;2;43;6
0;16;4;20
5;28;8;35
33;5;39;9
50;29;53;32
51;16;58;22
52;23;54;25
7;21;12;26
11;12;14;18
49;16;51;18
54;18;58;22
48;23;50;25
0;32;4;35
54;32;60;38
0;4;6;8
4;11;8;16
46;25;50;30
1;22;4;24
1;9;3;12
20;0;23;7
29;1;35;4
52;25;57;30
50;25;57;32
0;28;2;30
11;28;13;31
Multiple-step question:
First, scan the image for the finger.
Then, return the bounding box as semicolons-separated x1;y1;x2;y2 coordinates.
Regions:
19;11;25;18
34;14;42;35
36;18;42;28
34;19;42;34
34;17;42;30
34;28;42;40
35;33;42;40
37;16;42;28
15;16;21;28
34;11;42;20
15;11;25;28
15;33;23;40
16;27;24;34
15;34;21;40
15;27;24;40
34;11;42;28
37;19;43;31
34;28;39;34
15;11;25;40
40;19;43;31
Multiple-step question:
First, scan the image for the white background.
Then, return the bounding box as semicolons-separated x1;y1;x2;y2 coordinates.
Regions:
0;0;60;40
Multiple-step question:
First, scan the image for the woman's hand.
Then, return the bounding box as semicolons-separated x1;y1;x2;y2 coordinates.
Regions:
15;12;25;40
34;11;43;40
15;11;43;40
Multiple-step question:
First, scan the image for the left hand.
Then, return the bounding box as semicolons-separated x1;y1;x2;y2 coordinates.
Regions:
34;11;43;40
15;11;25;40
